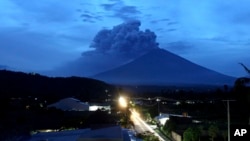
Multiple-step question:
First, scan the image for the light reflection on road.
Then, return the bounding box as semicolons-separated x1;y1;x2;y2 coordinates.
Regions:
130;109;166;141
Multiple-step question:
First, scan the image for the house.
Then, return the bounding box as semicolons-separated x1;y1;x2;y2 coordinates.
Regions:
89;102;111;113
154;113;169;125
48;98;89;111
155;113;191;125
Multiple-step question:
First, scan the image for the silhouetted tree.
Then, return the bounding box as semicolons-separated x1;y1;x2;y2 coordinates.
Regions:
235;63;250;102
239;63;250;75
208;124;219;141
183;127;200;141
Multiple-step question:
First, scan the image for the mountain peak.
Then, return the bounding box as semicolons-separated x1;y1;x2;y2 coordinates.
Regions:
92;48;235;86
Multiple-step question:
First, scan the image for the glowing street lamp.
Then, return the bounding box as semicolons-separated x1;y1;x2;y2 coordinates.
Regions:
119;96;127;108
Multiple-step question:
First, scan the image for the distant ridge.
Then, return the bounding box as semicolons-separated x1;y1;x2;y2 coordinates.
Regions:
92;48;236;86
0;70;114;102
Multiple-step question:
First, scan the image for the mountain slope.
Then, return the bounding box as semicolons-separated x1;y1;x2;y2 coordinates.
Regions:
92;48;235;85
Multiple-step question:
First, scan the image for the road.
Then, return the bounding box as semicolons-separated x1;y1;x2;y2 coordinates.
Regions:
130;112;149;133
130;109;169;141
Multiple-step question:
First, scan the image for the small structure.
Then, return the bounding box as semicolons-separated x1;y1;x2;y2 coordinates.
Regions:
155;113;192;125
154;113;169;125
48;98;89;111
89;103;111;112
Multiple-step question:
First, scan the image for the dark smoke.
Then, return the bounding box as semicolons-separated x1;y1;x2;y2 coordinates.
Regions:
84;20;159;58
47;20;160;77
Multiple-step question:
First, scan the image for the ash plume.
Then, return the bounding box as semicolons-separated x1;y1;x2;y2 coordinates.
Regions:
84;20;159;58
49;20;160;77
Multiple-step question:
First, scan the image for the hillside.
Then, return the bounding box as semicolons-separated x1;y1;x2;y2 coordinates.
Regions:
93;48;236;86
0;70;114;103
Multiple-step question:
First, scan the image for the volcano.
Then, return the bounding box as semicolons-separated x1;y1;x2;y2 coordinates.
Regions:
92;48;235;86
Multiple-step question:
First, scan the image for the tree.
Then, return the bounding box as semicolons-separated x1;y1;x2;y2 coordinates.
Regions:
234;63;250;111
183;128;193;141
193;127;202;141
239;63;250;75
234;77;250;90
144;112;152;122
183;127;200;141
236;63;250;90
208;124;219;141
163;119;176;135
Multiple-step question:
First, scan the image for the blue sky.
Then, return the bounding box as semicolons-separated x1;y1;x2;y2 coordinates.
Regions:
0;0;250;77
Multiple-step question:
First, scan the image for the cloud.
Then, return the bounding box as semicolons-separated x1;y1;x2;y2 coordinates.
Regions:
115;6;140;21
53;20;160;77
167;21;178;26
80;13;103;23
80;14;93;19
101;3;116;11
150;18;170;24
167;29;177;32
86;20;159;58
100;1;141;21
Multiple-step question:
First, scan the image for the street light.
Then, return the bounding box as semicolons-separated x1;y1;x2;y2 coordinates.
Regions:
119;96;127;108
118;96;129;128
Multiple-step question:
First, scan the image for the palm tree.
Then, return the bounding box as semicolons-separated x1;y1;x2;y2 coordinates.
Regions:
235;63;250;125
239;63;250;75
234;63;250;101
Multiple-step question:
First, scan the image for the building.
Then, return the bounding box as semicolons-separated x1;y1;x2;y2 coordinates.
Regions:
89;103;111;113
154;113;169;125
48;98;89;111
155;113;192;125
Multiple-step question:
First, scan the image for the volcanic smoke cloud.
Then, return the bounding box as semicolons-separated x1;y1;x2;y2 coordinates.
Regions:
53;20;160;76
84;20;159;58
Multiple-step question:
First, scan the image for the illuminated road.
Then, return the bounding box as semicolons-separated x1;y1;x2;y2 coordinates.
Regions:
130;113;148;133
130;109;167;141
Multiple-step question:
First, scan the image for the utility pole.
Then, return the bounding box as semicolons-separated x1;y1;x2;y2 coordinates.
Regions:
223;100;235;141
156;98;161;116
